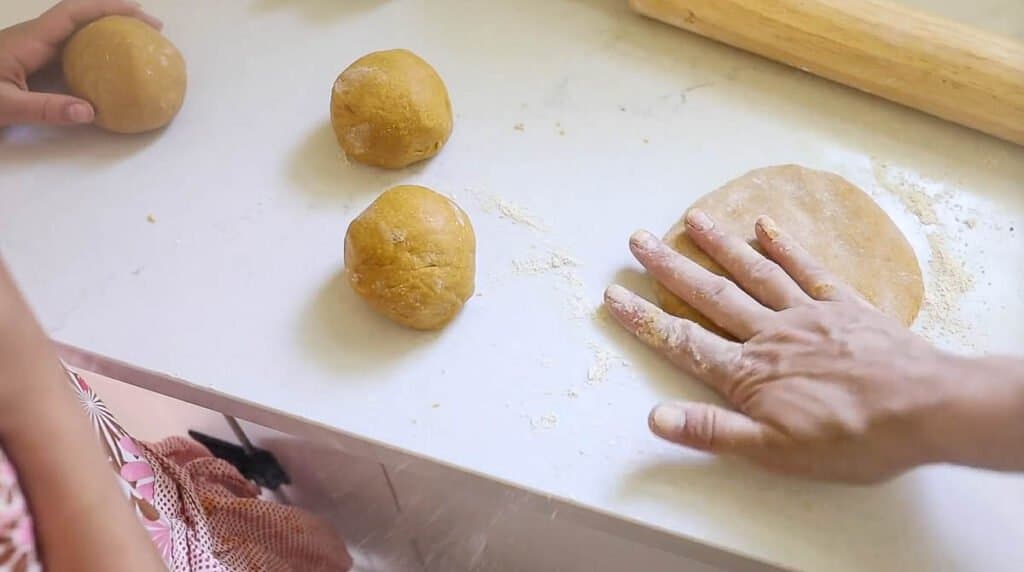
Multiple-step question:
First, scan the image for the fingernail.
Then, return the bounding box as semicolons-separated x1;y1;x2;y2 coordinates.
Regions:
685;209;713;232
629;230;660;253
650;403;686;439
66;103;93;124
602;284;626;302
604;284;629;306
756;215;779;240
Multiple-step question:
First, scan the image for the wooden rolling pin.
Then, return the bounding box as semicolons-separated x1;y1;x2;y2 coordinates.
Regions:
629;0;1024;146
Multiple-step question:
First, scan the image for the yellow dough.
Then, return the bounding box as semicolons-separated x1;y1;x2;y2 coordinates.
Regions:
330;50;453;169
345;185;475;330
657;165;924;334
62;16;186;134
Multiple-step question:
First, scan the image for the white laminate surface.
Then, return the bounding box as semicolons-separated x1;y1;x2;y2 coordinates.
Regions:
2;1;1023;570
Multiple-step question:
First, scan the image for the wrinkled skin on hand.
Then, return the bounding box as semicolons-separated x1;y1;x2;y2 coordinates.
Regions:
606;210;961;483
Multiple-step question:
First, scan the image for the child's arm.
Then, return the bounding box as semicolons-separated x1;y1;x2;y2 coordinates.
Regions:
0;260;165;570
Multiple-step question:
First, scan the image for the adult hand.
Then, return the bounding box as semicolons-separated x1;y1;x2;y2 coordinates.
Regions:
606;210;981;483
0;0;161;127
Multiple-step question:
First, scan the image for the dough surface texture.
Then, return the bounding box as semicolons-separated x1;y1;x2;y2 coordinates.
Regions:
331;49;453;169
345;185;475;330
63;16;186;133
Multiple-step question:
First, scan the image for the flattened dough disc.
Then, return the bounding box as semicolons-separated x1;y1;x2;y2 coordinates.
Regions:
656;165;924;333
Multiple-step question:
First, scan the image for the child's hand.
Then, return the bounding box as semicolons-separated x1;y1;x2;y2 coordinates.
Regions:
0;0;161;127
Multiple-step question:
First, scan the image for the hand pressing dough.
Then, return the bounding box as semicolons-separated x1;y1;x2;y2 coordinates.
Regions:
331;50;453;169
657;165;924;333
63;16;186;134
345;185;475;330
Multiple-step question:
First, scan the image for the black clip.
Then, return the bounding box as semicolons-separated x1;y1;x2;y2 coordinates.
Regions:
188;430;291;490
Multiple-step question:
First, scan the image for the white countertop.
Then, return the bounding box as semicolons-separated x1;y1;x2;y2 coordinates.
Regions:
3;1;1024;570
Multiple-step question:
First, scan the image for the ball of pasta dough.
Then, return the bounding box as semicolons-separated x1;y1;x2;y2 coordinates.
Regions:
345;185;475;330
62;16;186;134
330;50;453;169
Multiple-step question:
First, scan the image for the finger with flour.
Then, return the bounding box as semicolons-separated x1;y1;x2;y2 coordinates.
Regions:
629;230;770;340
684;209;811;310
604;284;742;395
754;215;866;304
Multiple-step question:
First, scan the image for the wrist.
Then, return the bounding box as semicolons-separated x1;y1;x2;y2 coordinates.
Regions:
920;355;1024;470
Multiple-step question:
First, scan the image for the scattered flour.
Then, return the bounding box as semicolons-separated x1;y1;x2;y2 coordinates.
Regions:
871;160;976;345
531;413;559;430
919;234;975;343
467;188;549;232
586;343;630;384
872;160;948;226
511;248;578;273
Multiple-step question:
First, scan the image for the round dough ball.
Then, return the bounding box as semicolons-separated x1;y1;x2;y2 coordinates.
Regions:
656;165;924;335
330;50;453;169
345;185;475;330
62;16;186;134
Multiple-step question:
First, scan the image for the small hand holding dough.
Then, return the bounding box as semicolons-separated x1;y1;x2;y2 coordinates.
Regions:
345;185;475;330
62;15;186;133
330;50;453;169
0;0;163;126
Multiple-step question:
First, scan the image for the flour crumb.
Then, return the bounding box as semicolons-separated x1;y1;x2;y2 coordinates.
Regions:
512;248;595;319
919;233;975;343
872;160;976;345
467;189;549;232
587;343;629;383
514;123;525;131
872;159;945;225
531;413;559;430
512;249;579;274
146;214;156;223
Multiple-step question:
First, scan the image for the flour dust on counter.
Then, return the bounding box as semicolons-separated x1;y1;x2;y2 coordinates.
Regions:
464;187;551;233
450;184;636;429
869;159;987;350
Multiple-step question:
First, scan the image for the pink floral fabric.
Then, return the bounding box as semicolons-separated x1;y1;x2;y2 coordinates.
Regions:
0;448;40;572
0;367;351;571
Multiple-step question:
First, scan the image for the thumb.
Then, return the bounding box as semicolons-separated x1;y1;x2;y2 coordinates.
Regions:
649;402;769;454
0;88;94;126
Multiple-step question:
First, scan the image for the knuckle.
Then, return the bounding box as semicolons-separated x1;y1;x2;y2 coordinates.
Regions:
808;281;837;300
747;257;782;283
684;407;718;450
695;276;731;301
